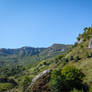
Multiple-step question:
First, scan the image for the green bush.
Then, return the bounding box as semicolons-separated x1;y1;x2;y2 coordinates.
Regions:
85;52;90;58
61;66;84;91
89;86;92;92
77;37;81;41
21;76;32;91
43;61;47;65
0;83;14;91
69;56;74;61
49;69;63;92
80;45;83;48
89;53;92;57
62;58;68;65
49;66;85;92
73;42;78;48
74;56;80;62
70;88;83;92
56;55;65;60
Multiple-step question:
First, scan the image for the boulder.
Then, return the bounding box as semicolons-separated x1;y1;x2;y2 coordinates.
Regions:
25;69;51;92
89;39;92;48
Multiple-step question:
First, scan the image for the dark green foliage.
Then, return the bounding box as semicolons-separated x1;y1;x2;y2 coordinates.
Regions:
85;52;92;58
89;53;92;58
73;42;78;48
61;66;85;91
84;27;88;32
62;58;68;65
49;69;64;92
43;62;47;65
80;44;83;48
55;55;65;60
83;38;86;42
21;76;32;91
70;88;83;92
50;66;85;92
85;52;90;58
69;56;74;61
74;56;80;62
77;37;81;41
0;44;72;74
0;83;15;91
0;65;25;78
89;87;92;92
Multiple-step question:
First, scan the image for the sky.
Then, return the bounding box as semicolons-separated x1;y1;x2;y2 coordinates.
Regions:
0;0;92;48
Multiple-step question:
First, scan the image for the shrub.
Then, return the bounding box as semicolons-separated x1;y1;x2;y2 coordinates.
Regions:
62;61;67;65
70;88;83;92
62;58;68;65
50;66;85;92
69;56;74;61
49;69;63;92
43;62;47;65
80;45;83;48
62;58;68;62
85;52;90;58
56;55;65;60
89;86;92;92
83;38;86;42
73;42;78;48
74;56;80;62
0;83;14;91
77;37;81;41
61;66;85;91
21;76;32;91
89;53;92;57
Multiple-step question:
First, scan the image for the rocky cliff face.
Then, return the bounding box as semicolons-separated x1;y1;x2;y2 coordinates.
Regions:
25;70;51;92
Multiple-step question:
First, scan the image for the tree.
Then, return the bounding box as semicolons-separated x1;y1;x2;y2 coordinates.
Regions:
69;56;74;61
49;69;64;92
61;66;85;91
49;66;85;92
84;27;88;32
74;56;80;62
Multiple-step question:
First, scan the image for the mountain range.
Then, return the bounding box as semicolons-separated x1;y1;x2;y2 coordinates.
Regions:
0;44;72;68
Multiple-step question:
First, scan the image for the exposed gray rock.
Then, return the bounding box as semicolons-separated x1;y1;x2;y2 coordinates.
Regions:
25;69;51;92
89;39;92;48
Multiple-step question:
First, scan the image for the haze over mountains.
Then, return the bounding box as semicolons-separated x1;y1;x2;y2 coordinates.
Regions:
0;44;72;67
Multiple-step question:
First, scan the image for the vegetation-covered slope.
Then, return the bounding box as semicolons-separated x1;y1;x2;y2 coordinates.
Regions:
1;27;92;92
0;44;71;66
0;44;71;92
27;27;92;92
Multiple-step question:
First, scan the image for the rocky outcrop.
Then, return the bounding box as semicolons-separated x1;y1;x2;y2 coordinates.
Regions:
89;39;92;48
25;69;51;92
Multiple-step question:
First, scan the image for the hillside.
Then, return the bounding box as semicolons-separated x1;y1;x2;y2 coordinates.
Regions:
0;44;72;92
1;27;92;92
25;27;92;92
0;44;71;67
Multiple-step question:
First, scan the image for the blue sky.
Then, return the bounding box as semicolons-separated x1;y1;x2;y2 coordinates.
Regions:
0;0;92;48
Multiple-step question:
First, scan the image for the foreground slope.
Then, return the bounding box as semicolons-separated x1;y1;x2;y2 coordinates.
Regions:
28;27;92;92
0;44;72;92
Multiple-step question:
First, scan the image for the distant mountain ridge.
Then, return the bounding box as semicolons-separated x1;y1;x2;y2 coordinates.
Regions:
0;44;72;68
0;44;71;57
0;47;45;56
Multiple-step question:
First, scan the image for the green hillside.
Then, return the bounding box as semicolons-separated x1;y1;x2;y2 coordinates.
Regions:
25;27;92;92
0;44;71;66
0;44;72;92
1;27;92;92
